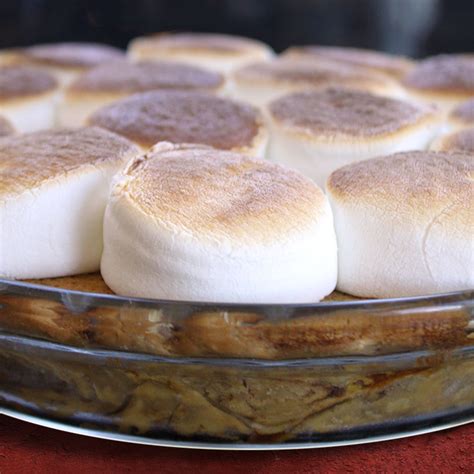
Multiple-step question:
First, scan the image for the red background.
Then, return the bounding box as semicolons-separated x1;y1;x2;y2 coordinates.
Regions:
0;416;472;473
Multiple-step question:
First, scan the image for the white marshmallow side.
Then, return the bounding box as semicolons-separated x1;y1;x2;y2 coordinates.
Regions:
101;193;337;303
57;92;126;127
327;195;474;298
266;122;441;188
33;65;83;88
0;163;121;279
1;91;59;132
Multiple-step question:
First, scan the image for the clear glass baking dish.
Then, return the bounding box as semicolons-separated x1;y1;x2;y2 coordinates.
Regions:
0;278;472;448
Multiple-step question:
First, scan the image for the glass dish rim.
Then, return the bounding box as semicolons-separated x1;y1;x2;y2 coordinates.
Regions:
1;277;473;310
1;407;473;450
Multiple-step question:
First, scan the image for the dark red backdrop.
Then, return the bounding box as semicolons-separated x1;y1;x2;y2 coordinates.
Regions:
0;416;472;473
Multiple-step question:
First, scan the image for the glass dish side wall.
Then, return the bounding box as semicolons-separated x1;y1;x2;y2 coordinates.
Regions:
0;280;472;443
0;334;473;443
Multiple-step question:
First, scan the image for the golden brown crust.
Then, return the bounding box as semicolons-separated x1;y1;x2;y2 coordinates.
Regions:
0;65;57;100
451;98;474;125
21;42;124;68
132;32;269;55
25;273;114;294
436;128;474;153
70;60;223;93
327;151;474;221
269;88;430;137
234;58;394;90
119;143;324;243
282;46;414;78
89;90;261;149
0;116;14;136
403;54;474;94
0;127;140;197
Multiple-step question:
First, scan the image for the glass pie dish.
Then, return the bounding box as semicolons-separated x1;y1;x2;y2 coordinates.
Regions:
0;277;472;448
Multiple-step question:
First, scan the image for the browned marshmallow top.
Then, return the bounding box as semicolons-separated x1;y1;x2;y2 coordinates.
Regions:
21;42;125;68
70;60;223;93
327;151;473;218
117;143;325;243
403;54;474;94
132;32;269;54
0;65;57;100
269;88;432;137
283;45;414;78
89;90;261;150
0;127;139;197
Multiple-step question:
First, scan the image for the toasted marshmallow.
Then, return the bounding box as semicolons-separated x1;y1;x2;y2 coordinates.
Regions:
431;127;474;154
88;90;268;156
58;59;225;127
0;65;59;132
327;151;474;298
0;116;14;136
282;45;414;79
402;54;474;112
0;127;140;279
16;42;125;86
17;43;125;87
0;49;20;66
446;98;474;131
127;32;274;74
266;88;441;187
101;142;337;303
231;57;404;107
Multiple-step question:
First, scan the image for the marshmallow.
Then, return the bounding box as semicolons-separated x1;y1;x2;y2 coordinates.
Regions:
128;32;274;74
58;59;225;127
267;88;441;187
0;65;59;132
230;57;405;107
0;116;14;136
431;127;474;153
282;45;414;79
101;143;337;303
446;98;474;131
88;90;268;156
327;151;474;298
17;42;125;86
0;48;20;66
0;127;140;279
402;54;474;112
